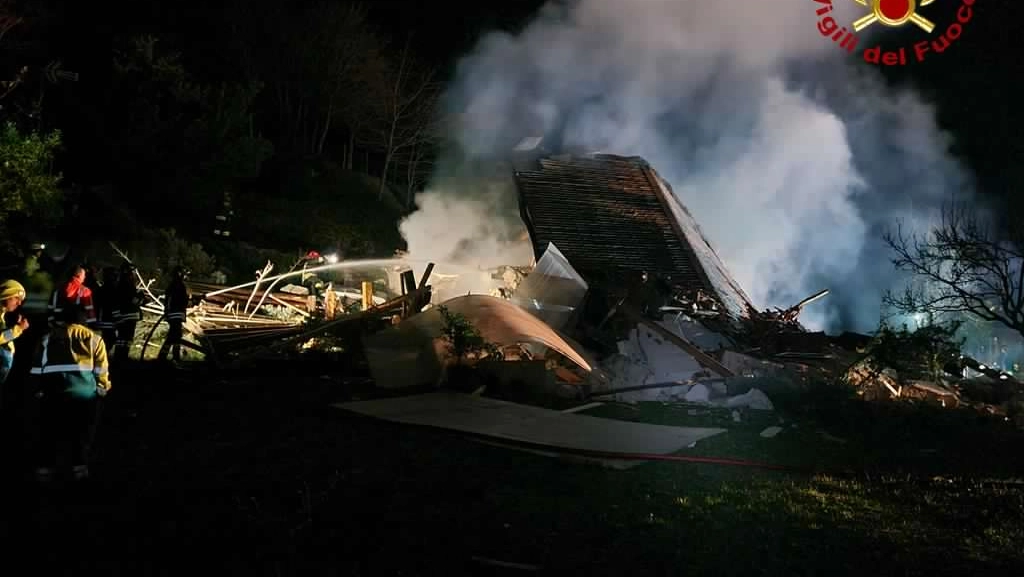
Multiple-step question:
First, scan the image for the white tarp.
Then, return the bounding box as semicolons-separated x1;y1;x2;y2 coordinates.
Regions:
510;242;588;332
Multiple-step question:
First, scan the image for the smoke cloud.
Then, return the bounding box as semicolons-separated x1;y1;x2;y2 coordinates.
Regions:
399;0;972;333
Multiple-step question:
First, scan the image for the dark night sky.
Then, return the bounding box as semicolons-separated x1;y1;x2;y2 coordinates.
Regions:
365;1;547;68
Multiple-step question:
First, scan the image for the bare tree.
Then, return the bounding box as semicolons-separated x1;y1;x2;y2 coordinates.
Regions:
361;37;441;201
884;202;1024;338
400;139;434;208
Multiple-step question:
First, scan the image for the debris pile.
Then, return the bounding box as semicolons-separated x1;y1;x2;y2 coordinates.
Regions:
841;322;1024;423
106;153;1023;432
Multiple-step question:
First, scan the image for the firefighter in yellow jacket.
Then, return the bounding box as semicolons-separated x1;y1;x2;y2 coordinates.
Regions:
30;301;111;481
0;279;29;387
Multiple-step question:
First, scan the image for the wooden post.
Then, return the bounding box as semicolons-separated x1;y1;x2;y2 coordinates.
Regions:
417;263;435;291
400;270;417;317
324;284;338;320
361;281;374;311
401;270;417;295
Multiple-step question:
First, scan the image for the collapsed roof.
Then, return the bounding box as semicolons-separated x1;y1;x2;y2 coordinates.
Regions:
513;154;755;321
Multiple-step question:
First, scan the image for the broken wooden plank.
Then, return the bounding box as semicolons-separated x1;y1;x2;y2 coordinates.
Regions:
417;262;435;291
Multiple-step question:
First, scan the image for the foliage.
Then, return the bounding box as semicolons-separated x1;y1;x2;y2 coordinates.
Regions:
437;305;503;365
884;202;1024;339
123;228;217;283
0;121;62;238
861;320;965;382
110;35;202;157
108;35;272;234
181;82;273;191
241;161;405;257
205;240;296;286
358;38;442;202
231;0;379;158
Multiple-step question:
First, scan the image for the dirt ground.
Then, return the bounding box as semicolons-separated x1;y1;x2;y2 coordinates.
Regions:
1;356;1022;576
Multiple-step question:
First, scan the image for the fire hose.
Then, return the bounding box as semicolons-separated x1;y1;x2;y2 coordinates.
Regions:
139;313;166;360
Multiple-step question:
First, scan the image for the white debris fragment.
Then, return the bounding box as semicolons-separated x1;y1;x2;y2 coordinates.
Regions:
710;381;728;396
759;426;783;438
721;388;774;411
685;383;711;402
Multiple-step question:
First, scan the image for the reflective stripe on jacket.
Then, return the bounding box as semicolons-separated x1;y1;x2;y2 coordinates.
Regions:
0;313;24;354
30;324;111;399
48;279;97;325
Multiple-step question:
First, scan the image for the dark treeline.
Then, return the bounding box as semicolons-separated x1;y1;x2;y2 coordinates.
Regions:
0;0;458;282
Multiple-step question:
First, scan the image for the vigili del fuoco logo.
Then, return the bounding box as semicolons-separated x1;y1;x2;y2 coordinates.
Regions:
814;0;977;65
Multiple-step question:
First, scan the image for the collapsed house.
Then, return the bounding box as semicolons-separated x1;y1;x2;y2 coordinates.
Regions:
165;153;822;410
331;153;819;412
508;154;797;406
144;150;1019;425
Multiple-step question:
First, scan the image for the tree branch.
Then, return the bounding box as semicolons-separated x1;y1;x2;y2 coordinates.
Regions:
884;201;1024;337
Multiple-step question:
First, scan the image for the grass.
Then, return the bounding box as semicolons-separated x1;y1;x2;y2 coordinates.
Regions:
1;359;1022;575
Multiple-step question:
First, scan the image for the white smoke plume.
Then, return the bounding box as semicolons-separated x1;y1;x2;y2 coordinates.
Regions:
399;0;972;332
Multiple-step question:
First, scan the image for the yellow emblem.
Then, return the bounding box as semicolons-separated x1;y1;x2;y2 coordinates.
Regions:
852;0;937;33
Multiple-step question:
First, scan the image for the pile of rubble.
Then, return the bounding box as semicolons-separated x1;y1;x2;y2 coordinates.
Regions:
845;353;1024;424
117;153;1022;431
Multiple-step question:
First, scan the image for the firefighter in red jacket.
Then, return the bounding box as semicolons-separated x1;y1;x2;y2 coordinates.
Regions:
48;265;96;327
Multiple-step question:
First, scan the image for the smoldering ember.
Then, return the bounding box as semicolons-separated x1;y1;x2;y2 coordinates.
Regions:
1;1;1022;575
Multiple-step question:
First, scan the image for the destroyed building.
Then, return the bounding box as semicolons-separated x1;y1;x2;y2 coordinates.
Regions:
165;146;1021;423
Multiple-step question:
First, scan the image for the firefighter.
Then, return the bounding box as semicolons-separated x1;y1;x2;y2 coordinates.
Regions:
23;242;51;291
157;266;190;362
0;280;29;388
48;265;96;327
300;252;324;314
112;262;143;365
93;267;119;352
23;243;44;277
30;302;111;482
